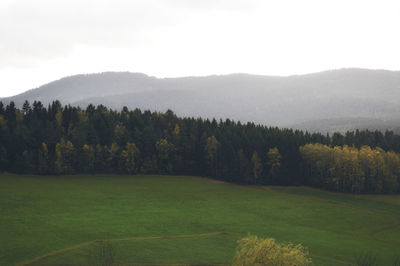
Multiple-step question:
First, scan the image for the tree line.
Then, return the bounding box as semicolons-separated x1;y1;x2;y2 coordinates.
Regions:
300;143;400;193
1;100;400;194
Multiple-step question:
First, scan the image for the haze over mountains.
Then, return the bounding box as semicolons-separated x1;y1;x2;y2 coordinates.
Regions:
2;68;400;133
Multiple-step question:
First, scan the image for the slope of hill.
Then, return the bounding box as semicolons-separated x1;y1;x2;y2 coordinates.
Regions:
3;72;159;105
2;68;400;130
2;174;400;265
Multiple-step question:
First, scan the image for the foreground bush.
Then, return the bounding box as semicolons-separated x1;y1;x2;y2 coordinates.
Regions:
233;235;312;266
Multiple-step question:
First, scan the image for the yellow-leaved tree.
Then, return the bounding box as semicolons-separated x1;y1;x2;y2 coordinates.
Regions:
120;142;140;174
55;138;75;174
233;235;312;266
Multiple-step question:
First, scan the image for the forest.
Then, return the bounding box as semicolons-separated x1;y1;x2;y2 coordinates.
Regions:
1;100;400;194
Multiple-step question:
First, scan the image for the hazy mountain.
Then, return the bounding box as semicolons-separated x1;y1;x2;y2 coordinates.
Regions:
3;72;158;105
290;117;400;134
2;68;400;132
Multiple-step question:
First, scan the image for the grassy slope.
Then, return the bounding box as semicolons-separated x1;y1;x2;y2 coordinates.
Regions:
0;174;399;265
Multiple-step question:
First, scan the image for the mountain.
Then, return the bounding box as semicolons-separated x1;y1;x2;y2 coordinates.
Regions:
2;68;400;132
290;117;400;134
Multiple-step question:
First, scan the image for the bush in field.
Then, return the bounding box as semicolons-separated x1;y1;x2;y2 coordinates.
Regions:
233;235;312;266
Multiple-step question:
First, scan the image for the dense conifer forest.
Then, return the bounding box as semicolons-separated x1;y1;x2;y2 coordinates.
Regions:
1;100;400;194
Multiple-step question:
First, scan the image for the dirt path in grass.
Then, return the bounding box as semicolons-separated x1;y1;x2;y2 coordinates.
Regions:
18;229;350;266
17;232;238;266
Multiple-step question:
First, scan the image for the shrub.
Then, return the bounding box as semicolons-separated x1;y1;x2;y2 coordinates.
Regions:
233;235;312;266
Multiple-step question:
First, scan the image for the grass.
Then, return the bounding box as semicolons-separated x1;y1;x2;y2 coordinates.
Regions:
0;174;399;265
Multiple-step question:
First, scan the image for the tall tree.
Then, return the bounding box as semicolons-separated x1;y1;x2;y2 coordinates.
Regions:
267;147;282;184
55;138;75;174
80;144;95;173
205;136;220;177
251;151;262;184
120;142;140;174
37;142;50;174
155;138;175;174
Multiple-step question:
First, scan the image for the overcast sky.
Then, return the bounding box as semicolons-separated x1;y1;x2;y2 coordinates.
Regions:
1;0;400;97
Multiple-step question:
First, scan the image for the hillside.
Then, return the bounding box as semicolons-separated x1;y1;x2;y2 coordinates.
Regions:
2;68;400;130
2;174;400;265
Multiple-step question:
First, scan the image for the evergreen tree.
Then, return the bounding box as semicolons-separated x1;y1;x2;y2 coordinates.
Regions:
155;138;175;174
37;142;50;174
267;147;282;184
251;151;262;184
205;136;220;177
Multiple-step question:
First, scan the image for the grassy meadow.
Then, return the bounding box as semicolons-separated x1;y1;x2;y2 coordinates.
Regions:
1;174;400;265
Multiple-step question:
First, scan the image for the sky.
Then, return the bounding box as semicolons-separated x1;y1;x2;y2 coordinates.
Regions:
1;0;400;97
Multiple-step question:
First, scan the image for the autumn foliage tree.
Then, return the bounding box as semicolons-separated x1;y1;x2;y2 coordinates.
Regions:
120;142;139;174
233;235;312;266
300;143;400;193
55;138;75;174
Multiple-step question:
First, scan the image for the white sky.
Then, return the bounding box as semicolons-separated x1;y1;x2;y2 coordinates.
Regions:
1;0;400;97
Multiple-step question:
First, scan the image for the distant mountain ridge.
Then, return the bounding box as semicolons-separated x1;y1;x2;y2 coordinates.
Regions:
2;68;400;133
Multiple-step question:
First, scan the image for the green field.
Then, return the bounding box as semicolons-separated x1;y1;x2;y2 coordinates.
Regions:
1;174;400;265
